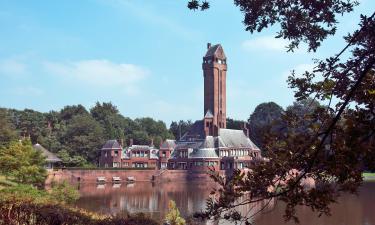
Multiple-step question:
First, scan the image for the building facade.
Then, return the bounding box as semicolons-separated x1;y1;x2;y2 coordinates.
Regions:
99;43;262;172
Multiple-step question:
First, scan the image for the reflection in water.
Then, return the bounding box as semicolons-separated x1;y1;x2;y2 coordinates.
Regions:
75;181;375;225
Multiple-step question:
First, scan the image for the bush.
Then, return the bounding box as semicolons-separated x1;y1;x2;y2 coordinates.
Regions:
0;199;160;225
49;181;80;204
164;200;186;225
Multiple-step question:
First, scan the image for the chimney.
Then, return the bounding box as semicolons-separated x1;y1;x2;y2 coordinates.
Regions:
121;138;124;147
159;139;163;148
150;138;154;146
207;43;211;49
242;122;249;137
129;138;133;146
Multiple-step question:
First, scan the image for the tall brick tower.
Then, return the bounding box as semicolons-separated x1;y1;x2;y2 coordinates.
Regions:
202;43;227;136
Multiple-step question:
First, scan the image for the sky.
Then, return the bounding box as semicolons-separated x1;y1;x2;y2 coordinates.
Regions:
0;0;374;126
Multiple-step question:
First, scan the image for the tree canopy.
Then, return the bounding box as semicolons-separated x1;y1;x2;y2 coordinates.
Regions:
0;103;175;166
189;0;375;224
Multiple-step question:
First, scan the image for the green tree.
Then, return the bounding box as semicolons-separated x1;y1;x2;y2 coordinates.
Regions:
0;108;17;147
165;200;186;225
59;104;89;122
61;114;104;164
49;181;80;204
248;102;284;148
90;102;126;140
226;117;245;130
189;0;374;224
169;120;193;140
0;140;47;187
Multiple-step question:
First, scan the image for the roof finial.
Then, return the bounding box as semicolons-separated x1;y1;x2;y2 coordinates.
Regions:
207;43;211;49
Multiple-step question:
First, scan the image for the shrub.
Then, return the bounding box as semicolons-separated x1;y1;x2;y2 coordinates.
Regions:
164;200;186;225
0;199;160;225
49;181;80;204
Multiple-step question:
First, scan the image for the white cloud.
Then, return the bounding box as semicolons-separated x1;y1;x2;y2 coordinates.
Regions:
0;59;27;76
44;59;148;87
242;36;289;52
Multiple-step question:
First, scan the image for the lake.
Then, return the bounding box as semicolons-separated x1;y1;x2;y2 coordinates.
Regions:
75;181;375;225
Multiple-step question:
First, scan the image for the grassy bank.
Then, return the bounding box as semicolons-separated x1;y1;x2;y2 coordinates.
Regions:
363;173;375;181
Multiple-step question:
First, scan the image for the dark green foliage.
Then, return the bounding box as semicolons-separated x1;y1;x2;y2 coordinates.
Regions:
169;120;193;140
0;108;17;147
248;102;284;149
62;114;104;163
188;1;375;224
188;0;358;52
226;117;245;130
1;102;175;166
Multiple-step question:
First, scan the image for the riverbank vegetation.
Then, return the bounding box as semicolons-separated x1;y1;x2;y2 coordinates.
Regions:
0;137;162;225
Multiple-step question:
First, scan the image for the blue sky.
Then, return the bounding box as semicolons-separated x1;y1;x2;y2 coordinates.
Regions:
1;0;374;126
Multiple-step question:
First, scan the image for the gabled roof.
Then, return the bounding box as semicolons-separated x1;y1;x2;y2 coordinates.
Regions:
218;129;260;149
101;140;122;150
205;44;226;59
189;148;219;158
204;110;213;118
33;144;62;163
180;120;206;141
160;139;177;149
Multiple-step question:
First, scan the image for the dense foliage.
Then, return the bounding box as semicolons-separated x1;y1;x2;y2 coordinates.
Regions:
0;140;47;187
1;102;174;166
188;0;375;224
248;102;284;149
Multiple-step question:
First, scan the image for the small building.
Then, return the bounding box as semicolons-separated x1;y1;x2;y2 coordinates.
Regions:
33;143;62;169
122;145;159;168
99;139;159;169
159;139;176;169
99;140;123;168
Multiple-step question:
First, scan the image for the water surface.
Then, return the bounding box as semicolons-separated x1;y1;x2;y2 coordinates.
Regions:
75;181;375;225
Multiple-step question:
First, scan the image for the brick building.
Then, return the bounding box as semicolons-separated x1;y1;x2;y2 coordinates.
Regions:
99;139;159;169
99;43;262;171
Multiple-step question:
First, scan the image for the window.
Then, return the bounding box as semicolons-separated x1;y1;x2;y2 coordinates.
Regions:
113;162;119;168
104;152;108;157
114;151;118;157
123;162;129;167
194;161;203;166
162;151;166;157
105;163;108;168
136;151;139;157
140;151;144;157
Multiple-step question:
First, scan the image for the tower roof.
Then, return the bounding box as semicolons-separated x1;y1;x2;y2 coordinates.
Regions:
204;109;213;118
101;140;122;150
205;44;226;59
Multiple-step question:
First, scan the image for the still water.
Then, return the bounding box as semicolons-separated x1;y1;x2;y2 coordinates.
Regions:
75;181;375;225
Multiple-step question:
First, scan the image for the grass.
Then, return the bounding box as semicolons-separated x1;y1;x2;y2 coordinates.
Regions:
363;173;375;181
